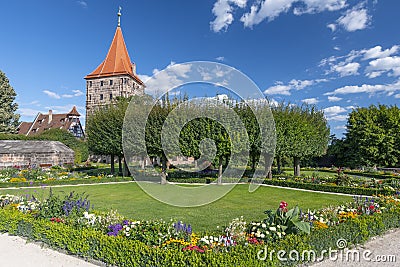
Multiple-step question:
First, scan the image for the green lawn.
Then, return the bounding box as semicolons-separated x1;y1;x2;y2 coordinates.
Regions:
0;183;351;232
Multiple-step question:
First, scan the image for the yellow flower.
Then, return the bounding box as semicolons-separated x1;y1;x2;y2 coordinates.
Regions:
313;221;328;229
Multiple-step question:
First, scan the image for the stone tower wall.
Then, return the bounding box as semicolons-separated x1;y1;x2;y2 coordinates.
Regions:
85;75;144;121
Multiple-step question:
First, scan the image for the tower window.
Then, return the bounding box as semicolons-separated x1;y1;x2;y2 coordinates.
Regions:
110;93;113;100
110;80;113;86
100;94;103;100
89;94;92;100
100;81;104;86
124;78;128;84
89;81;92;87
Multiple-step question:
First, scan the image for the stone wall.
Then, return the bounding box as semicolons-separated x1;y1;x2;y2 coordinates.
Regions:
85;74;145;123
0;151;74;169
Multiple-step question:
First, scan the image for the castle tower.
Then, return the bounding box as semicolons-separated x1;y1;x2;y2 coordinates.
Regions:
84;7;145;123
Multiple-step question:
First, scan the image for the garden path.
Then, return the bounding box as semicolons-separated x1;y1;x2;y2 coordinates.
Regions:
0;233;100;266
312;228;400;266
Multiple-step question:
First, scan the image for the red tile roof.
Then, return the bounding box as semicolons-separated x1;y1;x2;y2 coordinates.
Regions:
85;27;144;85
17;122;32;135
17;107;83;137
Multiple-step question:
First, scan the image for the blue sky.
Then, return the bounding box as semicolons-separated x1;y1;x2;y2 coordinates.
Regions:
0;0;399;137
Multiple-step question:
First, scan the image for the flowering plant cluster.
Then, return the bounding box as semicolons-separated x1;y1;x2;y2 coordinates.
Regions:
2;191;400;255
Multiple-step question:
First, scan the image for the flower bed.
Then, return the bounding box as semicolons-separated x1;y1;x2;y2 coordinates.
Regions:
1;190;400;266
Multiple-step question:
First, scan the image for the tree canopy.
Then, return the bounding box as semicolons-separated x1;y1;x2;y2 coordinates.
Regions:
0;70;20;133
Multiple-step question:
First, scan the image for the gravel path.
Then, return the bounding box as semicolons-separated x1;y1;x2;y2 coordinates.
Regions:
0;233;99;267
312;228;400;266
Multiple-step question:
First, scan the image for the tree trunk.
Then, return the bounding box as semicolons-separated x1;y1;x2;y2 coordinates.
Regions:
110;154;115;175
277;155;281;174
251;155;256;171
264;154;273;179
218;156;223;185
141;156;145;169
160;155;167;185
123;156;130;177
118;156;123;176
294;157;301;177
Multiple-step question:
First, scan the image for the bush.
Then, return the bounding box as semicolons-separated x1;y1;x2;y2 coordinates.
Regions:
0;206;400;266
262;179;394;196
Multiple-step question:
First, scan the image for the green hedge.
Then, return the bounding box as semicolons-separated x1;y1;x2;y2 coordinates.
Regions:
0;207;400;266
317;169;397;180
262;179;395;196
0;177;134;188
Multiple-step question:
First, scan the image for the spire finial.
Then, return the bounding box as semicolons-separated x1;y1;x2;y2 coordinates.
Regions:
117;6;122;27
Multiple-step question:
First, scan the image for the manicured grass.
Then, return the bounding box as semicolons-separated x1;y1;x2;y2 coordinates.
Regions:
0;183;351;232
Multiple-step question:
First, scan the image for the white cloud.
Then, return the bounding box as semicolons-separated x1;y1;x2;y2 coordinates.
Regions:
334;125;347;130
264;78;326;95
210;0;247;32
336;4;370;32
216;56;225;61
294;0;347;15
333;46;341;51
362;45;399;60
327;23;337;32
324;79;400;96
301;98;319;104
142;62;192;96
240;0;347;28
18;108;43;117
323;105;348;121
76;1;88;8
365;56;400;78
264;84;292;95
329;114;348;121
43;90;61;99
61;89;84;98
323;105;347;115
332;62;360;77
45;105;85;114
395;94;400;99
241;0;295;28
328;96;342;102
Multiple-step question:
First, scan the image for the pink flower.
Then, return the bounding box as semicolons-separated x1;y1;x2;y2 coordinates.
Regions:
279;201;288;209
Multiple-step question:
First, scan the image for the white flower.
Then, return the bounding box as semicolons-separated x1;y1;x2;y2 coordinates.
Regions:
269;227;276;231
277;232;282;238
255;232;260;237
260;234;265;238
261;223;266;228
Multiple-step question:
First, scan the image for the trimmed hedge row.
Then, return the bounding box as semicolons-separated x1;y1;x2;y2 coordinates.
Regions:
262;179;395;196
317;169;397;180
0;177;134;189
1;207;400;266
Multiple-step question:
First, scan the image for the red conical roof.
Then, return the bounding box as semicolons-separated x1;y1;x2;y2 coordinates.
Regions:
68;106;81;117
85;27;143;85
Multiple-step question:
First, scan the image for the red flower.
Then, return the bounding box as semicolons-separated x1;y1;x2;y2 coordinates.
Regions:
369;205;375;210
279;201;288;209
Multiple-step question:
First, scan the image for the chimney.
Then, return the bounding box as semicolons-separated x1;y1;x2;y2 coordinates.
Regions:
48;110;53;124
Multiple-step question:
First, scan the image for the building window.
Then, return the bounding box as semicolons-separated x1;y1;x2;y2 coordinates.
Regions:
100;81;104;86
110;80;113;86
109;93;113;100
100;94;103;100
124;78;128;84
89;94;92;101
89;81;92;87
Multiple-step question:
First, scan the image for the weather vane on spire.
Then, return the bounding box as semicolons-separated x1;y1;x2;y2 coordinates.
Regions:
117;6;122;27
